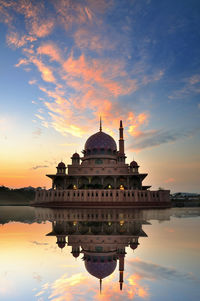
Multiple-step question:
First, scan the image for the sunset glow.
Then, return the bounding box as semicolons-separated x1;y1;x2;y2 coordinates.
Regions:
0;0;199;192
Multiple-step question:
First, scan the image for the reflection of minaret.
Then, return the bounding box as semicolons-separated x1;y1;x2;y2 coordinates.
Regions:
100;279;102;294
118;253;125;291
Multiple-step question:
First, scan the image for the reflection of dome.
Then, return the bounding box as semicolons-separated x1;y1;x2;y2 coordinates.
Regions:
130;242;139;250
85;258;117;279
72;152;80;158
57;161;66;168
85;131;117;151
130;160;138;167
72;251;80;258
57;242;66;249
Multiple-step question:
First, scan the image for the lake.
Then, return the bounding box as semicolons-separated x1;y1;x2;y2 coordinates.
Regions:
0;206;200;301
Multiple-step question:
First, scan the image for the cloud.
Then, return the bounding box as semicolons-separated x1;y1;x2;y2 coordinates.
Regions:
73;28;115;54
129;128;197;151
31;58;56;83
52;0;111;31
6;32;36;48
35;290;45;297
33;272;42;283
1;0;165;140
165;178;175;183
32;127;42;137
31;165;48;170
142;70;164;85
169;73;200;99
127;112;149;137
15;58;29;67
34;271;149;301
29;79;37;85
127;258;199;283
37;43;62;62
30;241;49;245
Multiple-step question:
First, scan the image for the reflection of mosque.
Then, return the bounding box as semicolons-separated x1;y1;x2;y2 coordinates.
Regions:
35;208;171;292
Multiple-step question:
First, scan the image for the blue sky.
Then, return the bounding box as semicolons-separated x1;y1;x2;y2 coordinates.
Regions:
0;0;199;192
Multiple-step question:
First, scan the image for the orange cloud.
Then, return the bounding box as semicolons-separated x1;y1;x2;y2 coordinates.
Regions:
31;58;56;83
6;30;37;49
1;0;150;141
53;0;95;31
48;273;88;301
127;112;149;137
165;178;175;183
37;43;62;62
74;28;115;53
16;0;55;38
35;271;149;301
30;19;54;38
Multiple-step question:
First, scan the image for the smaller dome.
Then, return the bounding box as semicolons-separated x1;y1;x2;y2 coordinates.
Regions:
57;161;66;168
130;242;139;250
130;160;138;167
72;152;80;158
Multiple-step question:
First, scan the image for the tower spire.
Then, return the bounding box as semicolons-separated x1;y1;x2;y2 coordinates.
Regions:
99;116;102;132
119;120;125;155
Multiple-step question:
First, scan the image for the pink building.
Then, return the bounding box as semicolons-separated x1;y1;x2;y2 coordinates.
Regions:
33;120;170;207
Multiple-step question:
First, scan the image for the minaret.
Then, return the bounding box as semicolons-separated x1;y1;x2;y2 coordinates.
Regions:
119;120;124;154
100;116;102;132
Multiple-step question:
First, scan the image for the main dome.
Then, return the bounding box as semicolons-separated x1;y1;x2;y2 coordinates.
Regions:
84;131;117;151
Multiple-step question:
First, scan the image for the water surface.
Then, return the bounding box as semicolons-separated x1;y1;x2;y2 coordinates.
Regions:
0;206;200;301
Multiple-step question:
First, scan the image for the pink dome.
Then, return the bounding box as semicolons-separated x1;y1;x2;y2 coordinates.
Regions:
130;160;138;167
57;161;66;168
85;131;117;151
72;152;80;158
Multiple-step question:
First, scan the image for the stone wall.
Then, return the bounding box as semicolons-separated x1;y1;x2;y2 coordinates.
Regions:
33;189;170;205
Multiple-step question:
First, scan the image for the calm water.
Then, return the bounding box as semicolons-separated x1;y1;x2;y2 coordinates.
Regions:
0;206;200;301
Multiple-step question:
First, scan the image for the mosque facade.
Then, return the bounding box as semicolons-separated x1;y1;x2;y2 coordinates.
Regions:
34;120;170;207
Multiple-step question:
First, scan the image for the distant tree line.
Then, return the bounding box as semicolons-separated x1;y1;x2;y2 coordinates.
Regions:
0;186;36;205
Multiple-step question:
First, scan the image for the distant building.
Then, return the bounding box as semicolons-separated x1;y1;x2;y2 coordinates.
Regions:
34;119;170;207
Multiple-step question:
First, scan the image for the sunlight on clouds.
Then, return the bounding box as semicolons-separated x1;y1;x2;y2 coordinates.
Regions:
165;178;175;183
31;58;56;83
48;273;88;300
15;58;29;67
37;43;62;62
6;32;36;48
1;0;154;141
37;271;150;301
127;112;149;137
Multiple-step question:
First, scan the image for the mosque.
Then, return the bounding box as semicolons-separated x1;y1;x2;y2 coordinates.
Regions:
34;119;170;207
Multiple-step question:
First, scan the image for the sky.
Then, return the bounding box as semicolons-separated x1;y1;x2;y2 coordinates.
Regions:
0;0;200;192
